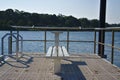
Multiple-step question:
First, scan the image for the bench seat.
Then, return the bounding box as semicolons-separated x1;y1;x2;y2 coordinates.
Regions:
46;46;69;73
46;46;69;58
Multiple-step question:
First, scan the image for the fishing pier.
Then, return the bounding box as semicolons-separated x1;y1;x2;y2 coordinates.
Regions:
0;27;120;80
0;0;120;79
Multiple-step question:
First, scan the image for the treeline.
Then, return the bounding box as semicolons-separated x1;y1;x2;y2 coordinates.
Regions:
0;9;119;30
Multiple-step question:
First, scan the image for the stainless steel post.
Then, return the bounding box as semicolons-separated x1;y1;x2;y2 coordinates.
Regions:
44;31;47;54
16;31;19;59
94;31;96;54
111;30;114;64
67;31;69;52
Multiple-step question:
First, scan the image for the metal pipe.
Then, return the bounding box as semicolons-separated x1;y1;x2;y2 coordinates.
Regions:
16;31;19;59
96;42;120;51
1;33;11;56
18;40;94;42
21;37;23;54
16;34;23;53
44;31;47;54
1;38;4;55
94;31;96;54
8;36;12;55
1;38;4;61
67;31;69;52
111;31;114;64
9;31;12;55
17;31;19;52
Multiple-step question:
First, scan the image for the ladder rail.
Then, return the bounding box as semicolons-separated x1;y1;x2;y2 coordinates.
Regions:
1;32;23;61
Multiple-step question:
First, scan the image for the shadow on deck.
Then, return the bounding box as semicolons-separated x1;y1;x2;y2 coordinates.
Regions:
0;54;119;80
1;54;33;68
59;59;87;80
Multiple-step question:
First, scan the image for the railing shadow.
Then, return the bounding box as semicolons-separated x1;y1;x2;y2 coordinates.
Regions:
57;59;87;80
2;55;33;68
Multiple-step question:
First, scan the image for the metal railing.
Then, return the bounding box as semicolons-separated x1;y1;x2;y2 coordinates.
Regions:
1;28;120;65
16;30;119;64
18;31;95;54
94;30;120;64
1;31;23;61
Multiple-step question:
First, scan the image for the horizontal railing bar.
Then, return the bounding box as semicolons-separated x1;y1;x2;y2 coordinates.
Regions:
18;40;94;42
6;29;120;31
18;40;45;42
67;40;94;42
96;41;120;51
11;26;120;31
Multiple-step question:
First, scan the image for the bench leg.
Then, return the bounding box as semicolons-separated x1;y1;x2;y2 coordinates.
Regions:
54;58;61;73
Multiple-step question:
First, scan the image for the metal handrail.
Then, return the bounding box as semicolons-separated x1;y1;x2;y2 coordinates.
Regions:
1;30;119;65
18;39;94;42
1;32;23;59
11;26;120;31
12;33;23;53
1;33;17;55
95;42;120;51
94;41;120;64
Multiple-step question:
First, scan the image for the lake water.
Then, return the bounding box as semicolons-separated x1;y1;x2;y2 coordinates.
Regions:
0;31;120;67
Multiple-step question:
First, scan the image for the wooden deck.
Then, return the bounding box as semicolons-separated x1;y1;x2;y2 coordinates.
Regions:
0;53;120;80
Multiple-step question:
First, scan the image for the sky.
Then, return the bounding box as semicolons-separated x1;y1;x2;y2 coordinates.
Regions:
0;0;120;24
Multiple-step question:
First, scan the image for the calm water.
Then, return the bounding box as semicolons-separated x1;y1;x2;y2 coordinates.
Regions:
0;31;120;67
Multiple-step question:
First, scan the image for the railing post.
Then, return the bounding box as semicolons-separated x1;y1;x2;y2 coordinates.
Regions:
98;30;105;57
16;30;19;60
21;37;23;54
44;31;47;54
8;36;12;55
1;38;4;55
8;31;12;55
1;37;4;61
94;31;96;54
67;31;69;53
111;30;114;64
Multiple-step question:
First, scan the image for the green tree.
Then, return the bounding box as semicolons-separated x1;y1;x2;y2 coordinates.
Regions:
90;19;99;28
0;8;118;30
79;18;90;28
65;16;81;27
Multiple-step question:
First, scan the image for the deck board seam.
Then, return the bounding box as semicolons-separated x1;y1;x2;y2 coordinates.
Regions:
0;66;12;78
98;60;118;80
35;64;39;80
15;68;26;80
86;66;98;80
0;54;119;80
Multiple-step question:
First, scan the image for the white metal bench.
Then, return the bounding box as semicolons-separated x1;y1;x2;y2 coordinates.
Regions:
46;46;69;73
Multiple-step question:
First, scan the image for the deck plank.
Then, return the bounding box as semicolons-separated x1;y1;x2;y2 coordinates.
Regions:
0;54;119;80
